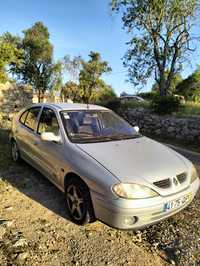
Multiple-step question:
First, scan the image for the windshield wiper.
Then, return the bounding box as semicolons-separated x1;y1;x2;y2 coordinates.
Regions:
70;133;141;143
105;133;141;140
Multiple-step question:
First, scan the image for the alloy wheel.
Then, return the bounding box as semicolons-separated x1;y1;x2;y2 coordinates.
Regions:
66;184;85;220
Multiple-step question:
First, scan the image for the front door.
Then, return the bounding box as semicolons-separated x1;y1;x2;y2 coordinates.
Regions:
34;107;65;186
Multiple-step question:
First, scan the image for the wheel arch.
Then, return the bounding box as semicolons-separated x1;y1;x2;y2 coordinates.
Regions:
64;172;89;192
64;171;96;222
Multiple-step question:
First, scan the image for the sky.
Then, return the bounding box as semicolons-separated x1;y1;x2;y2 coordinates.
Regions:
0;0;199;95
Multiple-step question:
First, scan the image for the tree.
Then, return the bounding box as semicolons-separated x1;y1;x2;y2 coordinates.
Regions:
50;61;63;93
176;68;200;101
79;51;112;103
0;32;23;83
60;81;80;102
63;55;82;82
12;22;55;102
112;0;200;96
90;79;117;103
152;71;182;94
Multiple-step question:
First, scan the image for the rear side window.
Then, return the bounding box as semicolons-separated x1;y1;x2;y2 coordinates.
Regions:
19;110;28;124
24;107;41;131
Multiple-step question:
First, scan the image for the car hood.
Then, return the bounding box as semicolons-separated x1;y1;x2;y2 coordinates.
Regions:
76;136;188;184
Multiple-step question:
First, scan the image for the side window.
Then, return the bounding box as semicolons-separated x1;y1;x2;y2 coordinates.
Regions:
38;108;60;136
19;110;28;124
24;107;41;131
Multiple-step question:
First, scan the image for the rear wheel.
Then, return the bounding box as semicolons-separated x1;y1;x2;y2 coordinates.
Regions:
11;140;21;162
65;177;95;225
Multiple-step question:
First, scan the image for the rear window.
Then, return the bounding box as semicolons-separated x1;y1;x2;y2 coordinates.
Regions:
24;107;41;131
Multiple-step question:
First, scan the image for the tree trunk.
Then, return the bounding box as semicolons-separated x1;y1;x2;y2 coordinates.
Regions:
159;77;167;97
41;90;44;102
38;89;41;103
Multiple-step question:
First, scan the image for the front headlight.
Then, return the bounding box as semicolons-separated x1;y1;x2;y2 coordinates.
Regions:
191;166;198;183
112;183;158;199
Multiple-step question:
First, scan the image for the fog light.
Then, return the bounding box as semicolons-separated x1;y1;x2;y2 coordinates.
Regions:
124;216;138;226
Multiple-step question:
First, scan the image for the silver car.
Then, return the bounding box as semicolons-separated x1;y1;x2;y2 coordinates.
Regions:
10;103;200;229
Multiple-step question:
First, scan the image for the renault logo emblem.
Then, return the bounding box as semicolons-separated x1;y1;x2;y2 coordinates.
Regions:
173;177;179;186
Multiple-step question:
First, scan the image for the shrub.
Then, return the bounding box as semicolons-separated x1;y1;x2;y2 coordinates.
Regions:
100;98;121;113
120;100;150;110
151;95;181;115
138;91;157;100
177;101;200;116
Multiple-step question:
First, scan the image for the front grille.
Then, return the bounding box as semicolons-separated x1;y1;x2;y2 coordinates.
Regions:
153;178;171;189
177;172;187;183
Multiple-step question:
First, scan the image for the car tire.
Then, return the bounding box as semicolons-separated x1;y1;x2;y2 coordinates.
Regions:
11;140;21;162
65;177;96;225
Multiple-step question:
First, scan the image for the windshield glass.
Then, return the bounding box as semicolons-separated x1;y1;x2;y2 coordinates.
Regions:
60;110;141;143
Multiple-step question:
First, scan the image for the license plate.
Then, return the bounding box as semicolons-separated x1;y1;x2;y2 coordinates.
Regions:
163;193;192;212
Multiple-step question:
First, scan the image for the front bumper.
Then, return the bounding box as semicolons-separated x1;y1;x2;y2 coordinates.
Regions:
91;178;200;230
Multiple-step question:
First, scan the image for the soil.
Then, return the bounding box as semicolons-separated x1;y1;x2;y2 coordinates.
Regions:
0;129;200;265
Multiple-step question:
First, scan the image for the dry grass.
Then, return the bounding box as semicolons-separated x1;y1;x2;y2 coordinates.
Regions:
179;101;200;116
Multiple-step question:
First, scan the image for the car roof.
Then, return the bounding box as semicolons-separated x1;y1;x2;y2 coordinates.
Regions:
28;102;109;111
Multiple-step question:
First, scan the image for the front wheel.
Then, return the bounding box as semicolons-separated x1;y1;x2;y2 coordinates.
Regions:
11;140;21;162
65;177;95;225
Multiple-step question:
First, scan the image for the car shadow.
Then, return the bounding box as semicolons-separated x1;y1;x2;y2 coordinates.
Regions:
2;160;71;221
0;128;70;221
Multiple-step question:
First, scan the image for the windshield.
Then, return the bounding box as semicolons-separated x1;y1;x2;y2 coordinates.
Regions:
60;110;141;143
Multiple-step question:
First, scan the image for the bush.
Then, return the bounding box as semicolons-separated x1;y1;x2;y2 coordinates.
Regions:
120;100;150;110
177;101;200;116
151;95;181;115
100;98;121;113
138;91;157;100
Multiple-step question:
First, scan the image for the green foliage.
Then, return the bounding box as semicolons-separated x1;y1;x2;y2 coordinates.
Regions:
175;68;200;101
50;61;63;93
138;91;157;101
61;81;81;102
0;32;23;83
178;101;200;116
151;95;181;114
112;0;199;96
90;80;117;103
101;98;121;113
79;51;112;103
63;55;82;82
121;100;150;110
152;72;183;94
12;22;56;101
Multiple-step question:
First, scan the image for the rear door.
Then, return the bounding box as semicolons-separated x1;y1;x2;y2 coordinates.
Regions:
16;106;42;166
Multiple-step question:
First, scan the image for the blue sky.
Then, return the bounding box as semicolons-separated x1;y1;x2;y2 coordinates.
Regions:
0;0;199;95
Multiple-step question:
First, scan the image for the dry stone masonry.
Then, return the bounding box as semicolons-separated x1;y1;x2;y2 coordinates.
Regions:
0;82;32;114
123;108;200;144
0;82;32;128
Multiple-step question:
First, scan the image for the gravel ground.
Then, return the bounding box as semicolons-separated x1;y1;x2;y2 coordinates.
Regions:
0;129;200;265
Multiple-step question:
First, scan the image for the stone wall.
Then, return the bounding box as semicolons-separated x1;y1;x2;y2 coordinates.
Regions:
0;82;33;128
0;82;33;114
123;108;200;144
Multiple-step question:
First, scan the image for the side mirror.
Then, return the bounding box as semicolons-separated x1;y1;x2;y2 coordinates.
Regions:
41;132;61;143
133;126;139;133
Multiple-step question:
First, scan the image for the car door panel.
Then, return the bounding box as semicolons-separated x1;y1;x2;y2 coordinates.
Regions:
32;107;66;187
16;107;41;165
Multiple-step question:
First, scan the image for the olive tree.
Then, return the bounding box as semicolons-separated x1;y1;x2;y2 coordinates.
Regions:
79;51;112;103
112;0;200;96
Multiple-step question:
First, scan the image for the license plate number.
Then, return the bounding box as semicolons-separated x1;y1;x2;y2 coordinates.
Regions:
163;193;192;212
